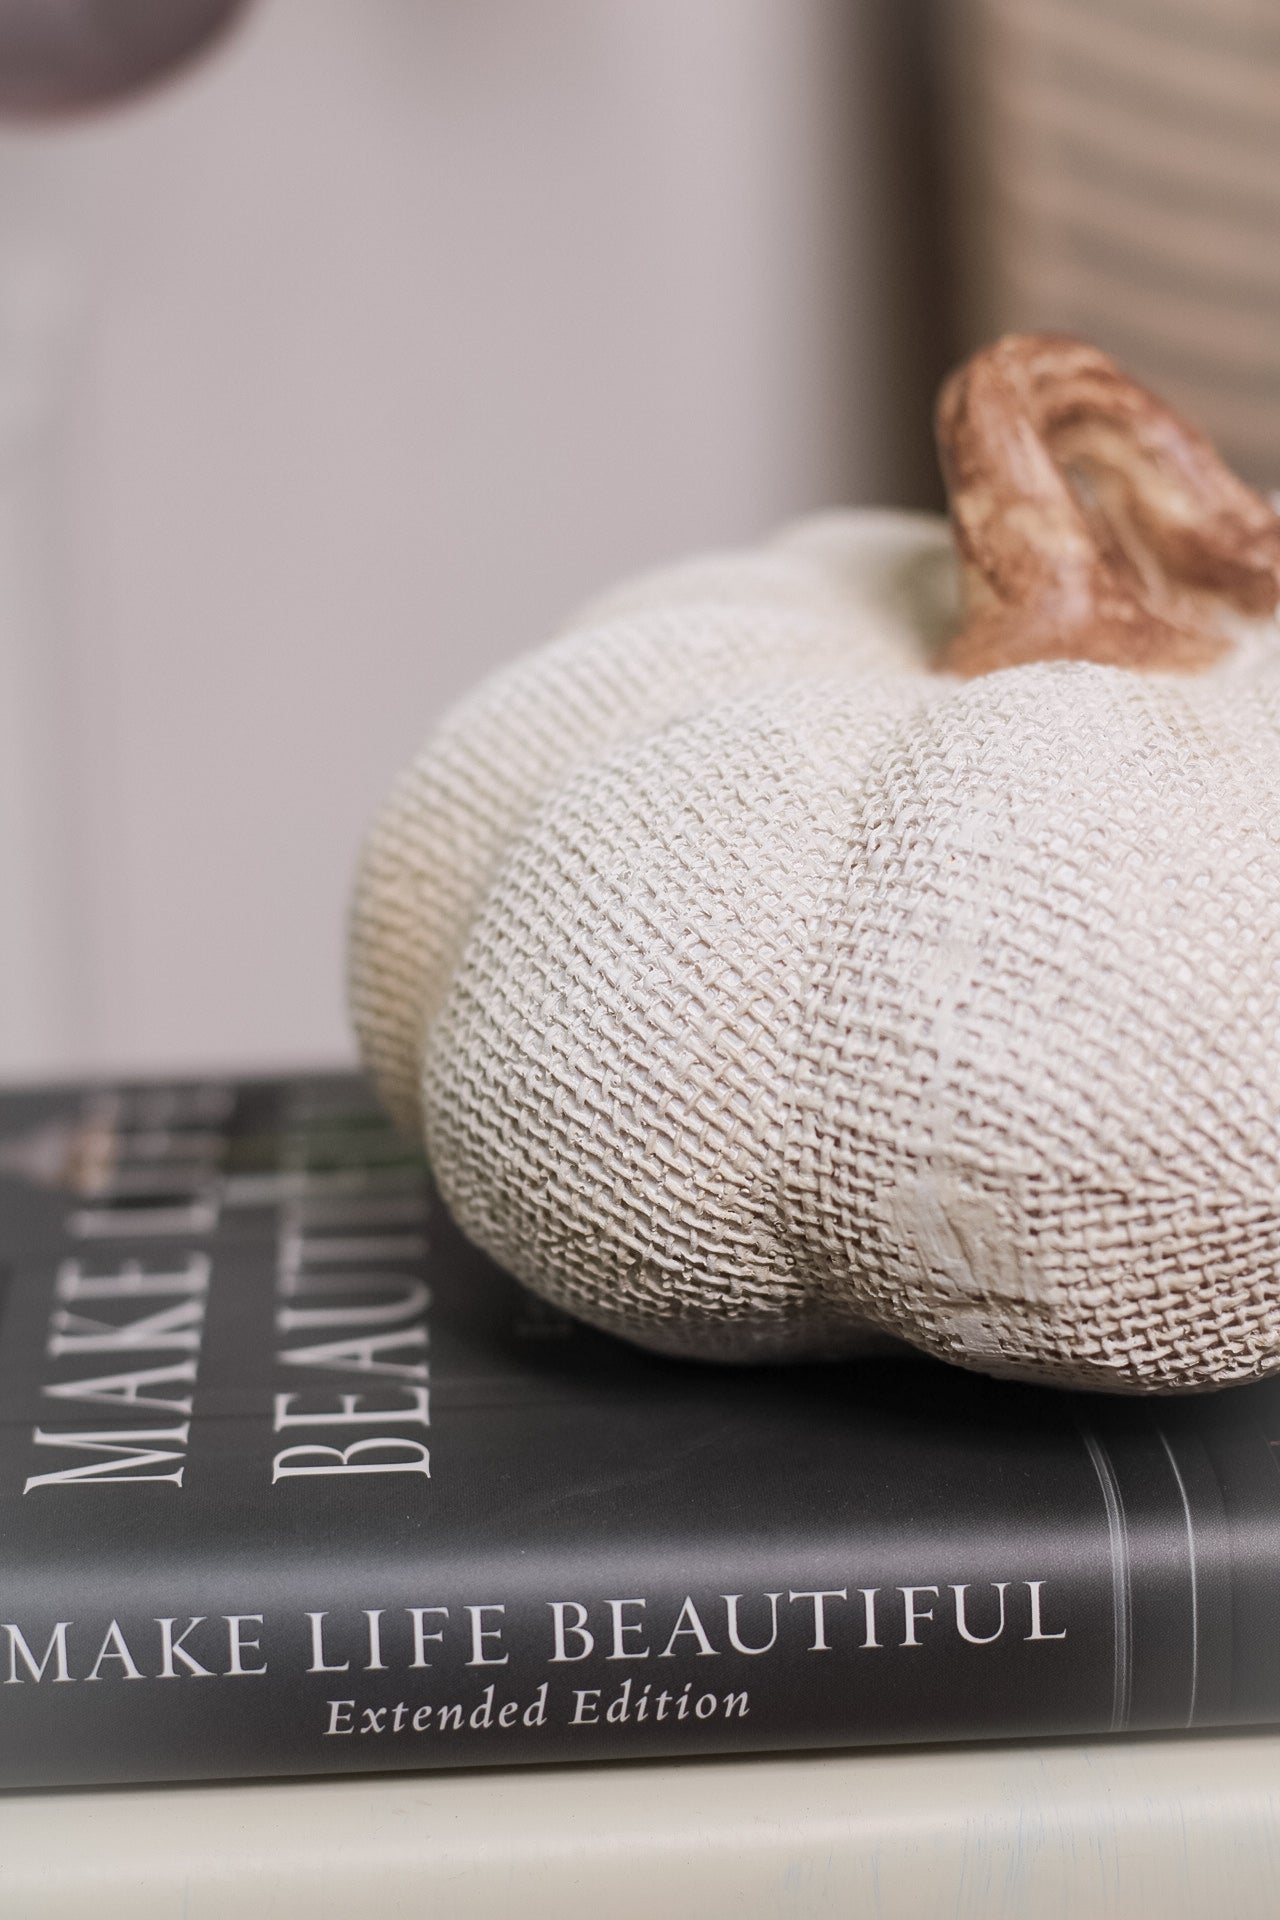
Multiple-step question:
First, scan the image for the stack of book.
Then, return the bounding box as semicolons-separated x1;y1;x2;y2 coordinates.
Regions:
1;1067;1277;1794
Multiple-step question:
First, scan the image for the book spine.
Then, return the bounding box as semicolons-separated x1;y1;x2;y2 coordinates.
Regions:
0;1567;1133;1785
0;1405;1266;1789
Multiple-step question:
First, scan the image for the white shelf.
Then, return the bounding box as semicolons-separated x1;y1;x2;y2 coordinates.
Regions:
5;1731;1280;1918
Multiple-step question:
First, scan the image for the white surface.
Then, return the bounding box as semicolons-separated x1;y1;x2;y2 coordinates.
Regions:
4;1734;1280;1918
0;0;907;1080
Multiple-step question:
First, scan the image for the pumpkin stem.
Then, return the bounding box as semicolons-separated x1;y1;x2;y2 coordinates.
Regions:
934;333;1280;677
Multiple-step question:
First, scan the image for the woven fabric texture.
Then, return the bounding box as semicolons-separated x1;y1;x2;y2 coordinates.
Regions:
350;510;1280;1391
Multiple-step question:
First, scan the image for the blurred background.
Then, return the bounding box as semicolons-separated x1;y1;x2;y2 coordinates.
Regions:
0;0;1272;1082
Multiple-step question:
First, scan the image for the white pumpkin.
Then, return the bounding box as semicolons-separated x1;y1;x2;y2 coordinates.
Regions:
350;337;1280;1391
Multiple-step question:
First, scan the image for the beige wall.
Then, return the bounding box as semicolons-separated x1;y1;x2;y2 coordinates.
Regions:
0;0;924;1078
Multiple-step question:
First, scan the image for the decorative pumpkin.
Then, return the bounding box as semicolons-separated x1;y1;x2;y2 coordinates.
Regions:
350;336;1280;1392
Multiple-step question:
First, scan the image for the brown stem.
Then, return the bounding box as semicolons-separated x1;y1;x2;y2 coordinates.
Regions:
934;334;1280;678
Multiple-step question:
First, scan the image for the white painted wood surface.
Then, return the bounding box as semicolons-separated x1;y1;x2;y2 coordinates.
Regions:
4;1733;1280;1917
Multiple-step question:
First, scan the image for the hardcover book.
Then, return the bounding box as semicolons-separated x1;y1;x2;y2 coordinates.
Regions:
0;1071;1278;1788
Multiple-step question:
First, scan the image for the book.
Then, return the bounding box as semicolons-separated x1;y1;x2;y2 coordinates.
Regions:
1;1069;1279;1789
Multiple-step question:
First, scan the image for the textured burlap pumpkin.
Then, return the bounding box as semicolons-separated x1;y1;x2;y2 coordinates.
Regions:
350;337;1280;1391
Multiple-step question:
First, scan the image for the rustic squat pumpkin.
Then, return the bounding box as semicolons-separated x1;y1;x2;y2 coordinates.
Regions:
350;336;1280;1392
